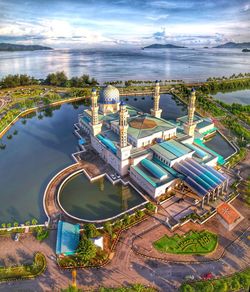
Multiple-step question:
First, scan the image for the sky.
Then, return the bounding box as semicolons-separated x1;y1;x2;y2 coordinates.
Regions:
0;0;249;48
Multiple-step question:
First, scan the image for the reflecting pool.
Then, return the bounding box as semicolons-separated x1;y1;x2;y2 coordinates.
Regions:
59;173;145;221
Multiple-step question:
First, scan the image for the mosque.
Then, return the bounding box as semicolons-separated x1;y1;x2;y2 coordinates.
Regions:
78;82;228;208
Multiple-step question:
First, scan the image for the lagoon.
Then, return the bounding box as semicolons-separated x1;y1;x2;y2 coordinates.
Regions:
212;89;250;105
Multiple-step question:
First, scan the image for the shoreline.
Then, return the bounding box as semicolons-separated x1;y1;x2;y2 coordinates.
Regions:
0;96;85;139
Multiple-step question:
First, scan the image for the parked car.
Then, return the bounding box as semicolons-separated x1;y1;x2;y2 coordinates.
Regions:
201;273;214;280
14;233;20;241
185;275;195;280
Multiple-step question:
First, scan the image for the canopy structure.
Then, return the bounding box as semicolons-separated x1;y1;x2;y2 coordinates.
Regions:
173;158;227;197
56;221;80;255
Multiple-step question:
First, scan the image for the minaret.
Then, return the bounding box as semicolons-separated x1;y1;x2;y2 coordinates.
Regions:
183;88;196;136
119;101;128;148
90;88;102;136
117;101;132;176
151;80;162;118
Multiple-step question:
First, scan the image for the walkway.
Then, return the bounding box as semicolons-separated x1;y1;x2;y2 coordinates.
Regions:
44;163;84;226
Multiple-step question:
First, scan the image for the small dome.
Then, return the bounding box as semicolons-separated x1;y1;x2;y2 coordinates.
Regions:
120;100;126;106
99;85;120;104
92;88;96;92
191;88;196;92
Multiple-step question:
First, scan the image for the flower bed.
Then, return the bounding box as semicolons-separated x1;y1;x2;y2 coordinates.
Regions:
153;230;217;255
0;252;46;282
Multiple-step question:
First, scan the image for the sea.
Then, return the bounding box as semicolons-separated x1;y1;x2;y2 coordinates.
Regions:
0;47;249;83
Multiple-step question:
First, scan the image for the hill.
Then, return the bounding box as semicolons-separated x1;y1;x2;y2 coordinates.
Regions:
0;43;53;51
213;42;250;48
143;43;186;49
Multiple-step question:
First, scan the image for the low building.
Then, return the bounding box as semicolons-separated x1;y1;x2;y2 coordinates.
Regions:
56;221;80;256
217;202;243;231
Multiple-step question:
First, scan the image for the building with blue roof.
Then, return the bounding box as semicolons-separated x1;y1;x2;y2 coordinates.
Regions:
56;221;80;256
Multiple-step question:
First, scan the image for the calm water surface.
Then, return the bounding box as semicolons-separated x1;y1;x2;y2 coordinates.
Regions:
212;89;250;105
59;174;145;221
0;103;84;224
125;93;187;121
0;48;249;82
204;132;236;158
0;95;235;224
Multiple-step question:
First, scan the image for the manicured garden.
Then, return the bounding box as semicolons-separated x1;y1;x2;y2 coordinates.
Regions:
0;252;46;282
153;230;217;255
180;268;250;292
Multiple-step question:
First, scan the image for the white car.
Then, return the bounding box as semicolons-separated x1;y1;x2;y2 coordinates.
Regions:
185;275;195;280
14;233;20;241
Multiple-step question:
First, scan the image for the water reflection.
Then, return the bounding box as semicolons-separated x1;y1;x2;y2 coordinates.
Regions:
59;174;145;221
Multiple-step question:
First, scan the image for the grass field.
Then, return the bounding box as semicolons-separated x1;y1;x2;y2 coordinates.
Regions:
153;230;217;255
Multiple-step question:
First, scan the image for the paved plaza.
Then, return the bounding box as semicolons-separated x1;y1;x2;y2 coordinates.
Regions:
0;196;249;292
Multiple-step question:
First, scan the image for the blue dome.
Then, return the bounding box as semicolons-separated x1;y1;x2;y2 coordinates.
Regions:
92;88;96;92
191;88;196;92
99;85;120;104
120;100;126;106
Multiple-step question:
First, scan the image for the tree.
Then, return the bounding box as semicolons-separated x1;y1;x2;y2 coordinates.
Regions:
135;209;144;219
123;214;131;226
84;223;98;238
13;221;19;227
180;284;195;292
31;218;38;225
61;285;82;292
146;202;156;212
76;238;96;262
103;221;112;237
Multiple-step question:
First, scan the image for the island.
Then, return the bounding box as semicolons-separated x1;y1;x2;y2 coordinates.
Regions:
143;43;186;49
0;43;53;51
242;48;250;52
213;42;250;49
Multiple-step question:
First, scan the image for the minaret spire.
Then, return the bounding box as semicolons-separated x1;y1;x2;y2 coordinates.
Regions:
90;88;102;135
184;88;196;136
151;80;162;118
119;101;128;148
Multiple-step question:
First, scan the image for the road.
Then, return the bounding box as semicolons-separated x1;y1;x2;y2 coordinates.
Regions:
0;217;249;292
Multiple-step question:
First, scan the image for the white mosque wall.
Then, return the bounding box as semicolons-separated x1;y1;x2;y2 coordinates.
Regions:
131;152;153;166
90;136;130;176
130;167;177;198
197;123;215;134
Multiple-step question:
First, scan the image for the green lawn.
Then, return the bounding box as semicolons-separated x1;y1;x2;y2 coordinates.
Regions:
153;230;217;255
0;252;46;282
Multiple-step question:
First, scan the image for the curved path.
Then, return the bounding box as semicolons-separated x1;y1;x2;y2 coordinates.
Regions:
43;163;83;226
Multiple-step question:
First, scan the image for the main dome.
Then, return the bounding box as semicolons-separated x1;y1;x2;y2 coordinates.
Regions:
99;85;120;104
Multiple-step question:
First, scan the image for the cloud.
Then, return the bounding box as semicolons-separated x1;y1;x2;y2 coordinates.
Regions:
243;4;250;11
146;14;168;21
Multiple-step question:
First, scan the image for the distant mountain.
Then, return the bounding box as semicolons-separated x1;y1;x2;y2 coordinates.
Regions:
213;42;250;49
242;48;250;52
0;43;53;51
143;43;186;49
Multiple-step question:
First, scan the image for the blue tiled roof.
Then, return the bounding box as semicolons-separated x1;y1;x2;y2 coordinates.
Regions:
56;221;80;255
